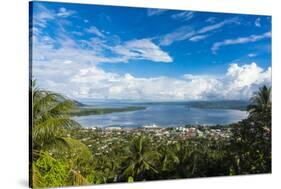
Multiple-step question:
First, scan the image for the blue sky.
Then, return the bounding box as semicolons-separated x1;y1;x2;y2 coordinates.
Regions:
31;1;272;101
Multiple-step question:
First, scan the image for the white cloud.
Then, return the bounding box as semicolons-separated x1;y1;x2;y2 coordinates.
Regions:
147;9;167;16
37;10;55;21
189;35;208;42
71;31;83;36
32;20;173;89
112;39;173;63
159;26;195;46
63;60;73;64
85;26;105;38
255;18;261;27
171;11;194;21
71;66;118;84
248;53;257;57
57;7;76;17
32;5;173;98
205;17;216;23
39;61;271;101
160;18;237;46
33;29;172;68
197;19;236;34
226;63;267;88
33;4;76;30
33;4;56;28
223;63;271;99
32;5;271;101
211;31;271;53
69;67;219;100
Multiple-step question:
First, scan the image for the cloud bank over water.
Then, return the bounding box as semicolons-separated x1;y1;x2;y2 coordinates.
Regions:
36;61;271;101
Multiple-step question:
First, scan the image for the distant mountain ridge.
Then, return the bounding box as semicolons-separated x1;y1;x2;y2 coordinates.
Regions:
185;100;249;111
72;100;87;107
72;99;249;111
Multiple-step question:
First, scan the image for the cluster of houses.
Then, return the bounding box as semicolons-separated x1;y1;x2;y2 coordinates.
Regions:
72;125;232;156
80;124;231;140
174;126;231;139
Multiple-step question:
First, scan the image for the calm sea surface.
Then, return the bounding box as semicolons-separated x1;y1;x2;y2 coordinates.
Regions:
73;102;248;128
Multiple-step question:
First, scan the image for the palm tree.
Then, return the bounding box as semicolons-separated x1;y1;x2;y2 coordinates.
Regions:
229;85;272;175
32;81;81;151
120;135;159;181
151;143;180;179
31;81;91;187
158;144;178;172
247;85;271;118
171;141;200;178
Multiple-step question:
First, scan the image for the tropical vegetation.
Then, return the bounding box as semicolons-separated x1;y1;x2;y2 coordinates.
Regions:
30;84;271;187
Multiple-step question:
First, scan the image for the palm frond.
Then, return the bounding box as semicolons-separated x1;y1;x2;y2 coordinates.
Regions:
32;164;44;188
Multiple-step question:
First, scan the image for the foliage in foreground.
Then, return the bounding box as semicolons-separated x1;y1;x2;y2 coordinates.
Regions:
31;85;271;187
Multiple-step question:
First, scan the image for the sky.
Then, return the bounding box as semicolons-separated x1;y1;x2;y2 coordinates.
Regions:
31;1;272;101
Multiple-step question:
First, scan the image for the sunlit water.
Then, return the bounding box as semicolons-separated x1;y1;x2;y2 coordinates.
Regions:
73;102;248;128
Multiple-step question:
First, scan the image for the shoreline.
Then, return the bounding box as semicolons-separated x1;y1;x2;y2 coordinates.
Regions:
81;123;233;130
70;106;146;116
72;105;247;128
77;121;236;130
72;124;233;141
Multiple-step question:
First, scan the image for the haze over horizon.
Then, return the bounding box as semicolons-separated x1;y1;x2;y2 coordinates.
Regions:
31;2;272;101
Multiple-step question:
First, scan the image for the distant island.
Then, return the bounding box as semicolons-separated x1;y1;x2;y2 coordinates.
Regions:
185;100;249;111
70;106;146;116
70;100;248;117
138;100;249;111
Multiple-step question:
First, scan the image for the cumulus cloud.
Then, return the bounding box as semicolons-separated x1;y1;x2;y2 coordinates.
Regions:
32;6;173;97
39;62;271;101
212;31;271;53
32;4;271;101
226;63;269;88
223;63;271;99
69;67;218;100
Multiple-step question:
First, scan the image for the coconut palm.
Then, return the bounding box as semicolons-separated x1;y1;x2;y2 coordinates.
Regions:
152;144;180;179
31;81;92;187
32;81;81;151
229;85;272;175
171;141;200;178
121;135;159;181
158;144;179;172
247;85;271;118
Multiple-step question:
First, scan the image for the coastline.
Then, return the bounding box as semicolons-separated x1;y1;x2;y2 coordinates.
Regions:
70;106;146;116
74;123;233;141
72;105;247;128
